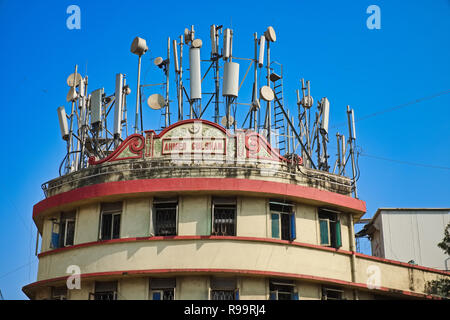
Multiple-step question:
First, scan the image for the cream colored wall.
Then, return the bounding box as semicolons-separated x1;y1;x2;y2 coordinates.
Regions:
178;196;210;235
41;196;355;252
119;277;148;300
177;276;209;300
240;277;267;299
75;203;100;244
122;199;150;238
295;204;317;244
297;281;320;300
68;281;94;300
237;197;267;238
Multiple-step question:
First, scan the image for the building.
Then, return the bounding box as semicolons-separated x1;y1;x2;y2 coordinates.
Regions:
22;119;449;300
357;208;450;271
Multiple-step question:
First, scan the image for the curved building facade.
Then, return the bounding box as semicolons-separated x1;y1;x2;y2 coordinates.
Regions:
23;120;448;300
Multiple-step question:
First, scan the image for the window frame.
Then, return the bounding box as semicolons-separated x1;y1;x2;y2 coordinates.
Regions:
211;198;237;236
153;198;179;236
99;202;122;241
269;201;296;241
318;208;342;249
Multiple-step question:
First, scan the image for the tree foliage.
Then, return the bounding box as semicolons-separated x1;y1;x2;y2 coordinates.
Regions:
425;222;450;298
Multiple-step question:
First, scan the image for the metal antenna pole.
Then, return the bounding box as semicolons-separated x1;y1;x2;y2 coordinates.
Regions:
347;105;358;198
253;32;258;130
179;36;184;121
134;55;142;133
214;28;220;124
165;37;170;127
264;41;271;144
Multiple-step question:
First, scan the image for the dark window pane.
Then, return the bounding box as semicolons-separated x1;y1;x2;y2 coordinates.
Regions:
154;204;177;236
101;213;112;240
65;220;75;246
281;213;290;240
59;222;66;248
112;214;121;239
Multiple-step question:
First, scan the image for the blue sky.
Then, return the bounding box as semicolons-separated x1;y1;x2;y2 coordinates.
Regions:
0;0;449;299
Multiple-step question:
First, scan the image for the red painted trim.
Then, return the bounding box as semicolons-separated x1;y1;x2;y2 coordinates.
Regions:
22;267;441;300
33;178;366;219
355;252;450;276
88;134;145;165
37;235;353;258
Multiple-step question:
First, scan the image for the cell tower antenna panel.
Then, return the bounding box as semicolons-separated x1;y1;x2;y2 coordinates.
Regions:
114;74;124;136
320;97;330;134
223;28;232;60
189;46;202;100
57;106;69;140
210;25;217;54
90;88;104;125
173;40;179;72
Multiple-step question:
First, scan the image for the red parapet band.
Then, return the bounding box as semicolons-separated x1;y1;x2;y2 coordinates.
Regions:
33;178;366;219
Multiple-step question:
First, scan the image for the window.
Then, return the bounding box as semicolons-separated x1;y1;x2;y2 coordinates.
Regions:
318;208;342;248
50;211;76;249
150;278;176;300
270;201;296;241
269;279;298;300
90;281;118;300
51;286;67;300
212;198;236;236
100;202;122;240
153;198;178;236
322;286;344;300
210;277;239;300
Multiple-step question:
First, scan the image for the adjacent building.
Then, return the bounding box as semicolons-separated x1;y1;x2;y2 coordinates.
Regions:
357;208;450;271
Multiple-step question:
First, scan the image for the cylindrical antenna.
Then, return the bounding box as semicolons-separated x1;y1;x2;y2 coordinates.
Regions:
222;61;239;97
223;28;231;60
210;24;217;54
173;39;179;72
346;105;358;197
57;106;69;140
189;46;202;100
179;35;184;121
258;35;266;67
253;32;258;130
114;73;124;146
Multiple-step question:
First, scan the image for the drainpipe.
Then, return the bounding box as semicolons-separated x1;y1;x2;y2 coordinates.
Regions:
349;213;359;300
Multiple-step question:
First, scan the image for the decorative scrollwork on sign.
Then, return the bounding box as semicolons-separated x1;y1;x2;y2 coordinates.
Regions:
245;132;261;154
89;134;145;165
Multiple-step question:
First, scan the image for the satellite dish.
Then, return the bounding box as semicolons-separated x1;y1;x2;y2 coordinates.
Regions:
147;93;166;110
260;86;274;102
130;37;148;56
221;115;235;127
154;57;164;66
192;38;203;48
66;73;82;87
265;26;276;42
66;87;78;102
